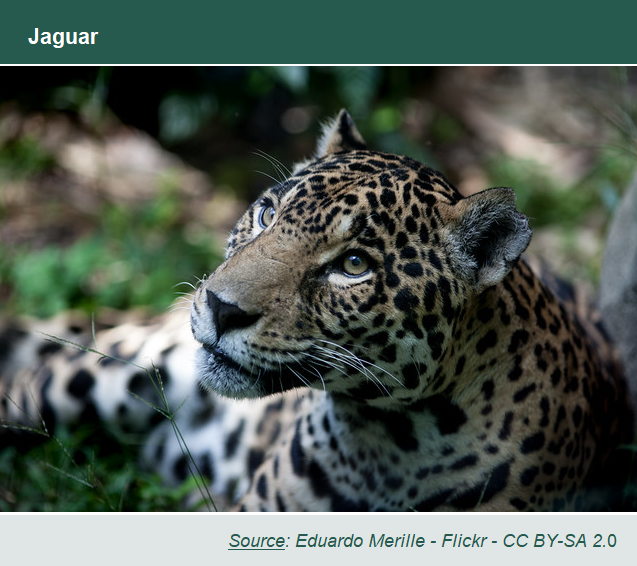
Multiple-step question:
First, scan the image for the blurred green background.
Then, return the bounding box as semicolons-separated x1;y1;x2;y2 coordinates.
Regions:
1;66;636;318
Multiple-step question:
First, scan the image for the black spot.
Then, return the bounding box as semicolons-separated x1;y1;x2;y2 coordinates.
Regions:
510;497;527;510
394;288;419;311
307;459;365;511
534;295;547;329
224;419;246;459
520;465;539;486
359;407;419;451
423;281;437;311
498;412;514;440
542;462;556;475
550;368;562;386
497;298;511;325
563;376;579;393
276;492;287;511
116;403;128;418
428;249;443;271
476;329;497;354
256;474;268;499
421;314;438;330
349;379;388;400
419;223;430;244
348;326;368;339
365;191;379;209
67;369;95;399
415;467;429;480
367;331;388;345
78;400;100;427
427;331;444;360
191;404;215;428
476;307;494;323
450;454;478;470
513;383;536;403
198;454;214;481
403;263;423;277
539;396;550;427
401;363;420;389
507;357;523;381
508;329;529;353
128;370;158;400
37;369;56;432
372;313;386;326
425;395;467;435
153;434;167;463
37;341;63;357
521;431;545;454
247;448;265;478
400;246;418;260
173;455;188;482
290;420;306;475
384;476;404;490
380;188;396;207
455;355;467;376
324;206;342;227
379;173;393;188
438;277;456;323
481;379;494;400
361;467;377;491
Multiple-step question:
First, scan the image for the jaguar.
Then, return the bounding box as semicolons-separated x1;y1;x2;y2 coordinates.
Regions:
1;110;633;511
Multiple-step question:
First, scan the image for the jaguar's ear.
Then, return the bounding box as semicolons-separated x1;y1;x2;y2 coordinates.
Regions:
316;109;367;157
444;188;532;292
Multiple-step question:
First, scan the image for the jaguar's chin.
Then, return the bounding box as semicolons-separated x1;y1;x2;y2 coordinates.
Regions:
195;346;265;398
194;345;312;399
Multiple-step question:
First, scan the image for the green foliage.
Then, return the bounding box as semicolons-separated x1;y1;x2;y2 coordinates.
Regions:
49;67;113;129
261;66;309;94
1;181;223;318
0;136;55;179
0;428;203;512
159;93;217;144
486;147;635;229
487;156;593;228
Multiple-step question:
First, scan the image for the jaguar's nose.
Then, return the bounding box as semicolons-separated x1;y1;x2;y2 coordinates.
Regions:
206;290;262;337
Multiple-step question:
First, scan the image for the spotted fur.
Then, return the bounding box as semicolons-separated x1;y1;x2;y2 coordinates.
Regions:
1;110;633;511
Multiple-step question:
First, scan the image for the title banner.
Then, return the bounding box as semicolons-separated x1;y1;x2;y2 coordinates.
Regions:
1;1;636;63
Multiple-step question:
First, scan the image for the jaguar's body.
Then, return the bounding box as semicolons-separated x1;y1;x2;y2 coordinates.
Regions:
0;111;633;511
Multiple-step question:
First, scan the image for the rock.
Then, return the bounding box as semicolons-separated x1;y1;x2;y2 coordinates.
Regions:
600;173;637;412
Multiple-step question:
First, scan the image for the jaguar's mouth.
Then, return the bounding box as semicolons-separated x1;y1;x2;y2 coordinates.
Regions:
196;343;319;398
202;343;247;374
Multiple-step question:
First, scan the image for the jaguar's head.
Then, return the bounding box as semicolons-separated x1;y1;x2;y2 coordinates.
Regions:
191;110;531;405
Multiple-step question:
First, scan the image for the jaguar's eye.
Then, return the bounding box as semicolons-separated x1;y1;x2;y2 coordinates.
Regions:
341;252;370;277
258;204;276;228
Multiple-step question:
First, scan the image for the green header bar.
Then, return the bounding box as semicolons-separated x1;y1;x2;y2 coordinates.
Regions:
1;1;636;64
